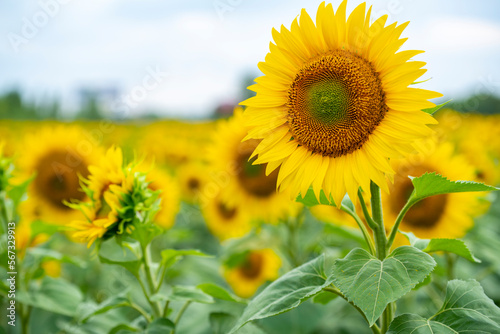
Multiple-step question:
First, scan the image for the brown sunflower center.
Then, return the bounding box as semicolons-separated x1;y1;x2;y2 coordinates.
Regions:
187;177;200;191
236;139;278;198
240;252;263;279
390;168;448;228
287;50;387;157
217;201;237;220
34;150;88;209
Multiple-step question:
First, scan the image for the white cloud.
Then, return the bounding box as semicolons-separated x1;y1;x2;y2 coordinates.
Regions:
421;16;500;51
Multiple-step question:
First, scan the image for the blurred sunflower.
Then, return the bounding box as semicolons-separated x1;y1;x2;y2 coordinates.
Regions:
177;162;209;204
384;142;486;240
201;191;252;241
146;168;180;230
241;1;441;205
15;126;102;224
224;248;281;298
208;108;301;224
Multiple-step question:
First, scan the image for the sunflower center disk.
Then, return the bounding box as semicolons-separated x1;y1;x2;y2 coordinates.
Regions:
240;253;263;279
34;150;88;209
236;140;278;198
287;50;388;157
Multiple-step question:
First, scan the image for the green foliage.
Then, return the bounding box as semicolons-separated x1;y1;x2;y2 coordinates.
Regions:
98;239;142;277
145;318;175;333
160;248;211;268
17;277;83;317
169;285;214;304
296;187;355;211
197;283;246;303
80;295;131;323
422;100;450;114
387;280;500;333
332;246;436;326
410;172;497;202
229;254;333;333
402;232;481;263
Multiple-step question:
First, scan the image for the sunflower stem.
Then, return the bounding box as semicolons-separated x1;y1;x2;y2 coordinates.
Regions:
170;301;191;334
340;203;376;256
369;182;387;260
386;199;413;252
369;181;394;333
357;189;378;231
140;242;162;318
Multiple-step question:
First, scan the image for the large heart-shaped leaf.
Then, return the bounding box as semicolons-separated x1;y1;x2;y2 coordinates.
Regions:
333;246;436;326
387;279;500;333
229;254;333;333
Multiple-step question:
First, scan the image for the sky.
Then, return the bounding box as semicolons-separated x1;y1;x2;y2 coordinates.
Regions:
1;0;500;118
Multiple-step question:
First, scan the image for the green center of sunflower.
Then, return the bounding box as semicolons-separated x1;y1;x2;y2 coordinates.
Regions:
236;139;278;198
34;150;88;209
390;167;448;228
308;80;349;125
287;50;387;158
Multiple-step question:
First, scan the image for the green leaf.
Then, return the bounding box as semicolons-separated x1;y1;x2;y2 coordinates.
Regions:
80;295;131;323
210;313;267;334
229;254;333;334
160;249;211;268
169;285;214;304
145;318;175;334
422;100;451;114
27;248;86;268
333;246;436;326
30;277;83;317
387;279;500;333
410;172;497;202
401;232;480;263
108;324;141;334
296;188;354;210
197;283;246;304
98;239;142;276
312;291;338;305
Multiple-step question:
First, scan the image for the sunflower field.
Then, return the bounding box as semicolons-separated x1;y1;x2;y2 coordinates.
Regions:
2;1;500;334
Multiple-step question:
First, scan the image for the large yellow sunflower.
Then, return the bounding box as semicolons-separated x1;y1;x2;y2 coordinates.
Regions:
383;142;486;240
241;1;442;205
207;108;301;224
14;126;102;224
224;248;281;298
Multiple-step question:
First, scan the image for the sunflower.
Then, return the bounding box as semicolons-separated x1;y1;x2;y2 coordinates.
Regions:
177;162;209;204
145;167;180;230
241;1;442;205
383;142;486;240
67;146;143;247
201;190;252;241
224;248;281;298
14;126;102;224
207;108;301;224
